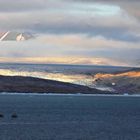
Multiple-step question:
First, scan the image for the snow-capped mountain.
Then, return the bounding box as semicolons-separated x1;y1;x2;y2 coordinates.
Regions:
0;31;33;41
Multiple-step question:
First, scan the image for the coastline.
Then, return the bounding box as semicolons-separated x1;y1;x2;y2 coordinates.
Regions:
0;75;113;94
1;92;140;97
0;74;139;95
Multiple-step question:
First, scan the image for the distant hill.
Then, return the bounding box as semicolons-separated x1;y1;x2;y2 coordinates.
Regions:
93;70;140;94
0;31;33;41
0;75;113;94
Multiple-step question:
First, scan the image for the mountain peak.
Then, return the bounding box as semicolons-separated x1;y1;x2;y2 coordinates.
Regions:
0;31;33;41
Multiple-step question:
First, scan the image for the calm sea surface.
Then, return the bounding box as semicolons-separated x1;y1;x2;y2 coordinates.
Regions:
0;94;140;140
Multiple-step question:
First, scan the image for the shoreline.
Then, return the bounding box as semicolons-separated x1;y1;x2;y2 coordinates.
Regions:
0;75;139;95
1;92;140;97
0;75;113;94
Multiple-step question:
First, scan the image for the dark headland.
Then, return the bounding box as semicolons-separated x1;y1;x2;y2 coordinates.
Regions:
0;75;112;94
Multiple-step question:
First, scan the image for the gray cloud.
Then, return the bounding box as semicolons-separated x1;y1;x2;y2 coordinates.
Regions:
0;0;140;66
0;5;140;42
0;33;140;66
0;0;139;20
0;0;139;42
0;0;48;12
72;0;140;19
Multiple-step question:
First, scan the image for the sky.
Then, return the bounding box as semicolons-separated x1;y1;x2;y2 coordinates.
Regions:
0;0;140;67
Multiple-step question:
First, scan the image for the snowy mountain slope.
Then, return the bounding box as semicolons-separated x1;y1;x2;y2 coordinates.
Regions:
0;31;33;41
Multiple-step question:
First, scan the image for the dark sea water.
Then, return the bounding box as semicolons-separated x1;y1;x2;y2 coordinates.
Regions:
0;94;140;140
